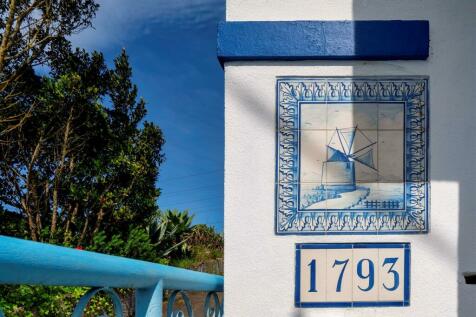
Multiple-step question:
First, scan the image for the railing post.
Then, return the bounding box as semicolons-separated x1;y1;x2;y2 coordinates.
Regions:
135;280;163;317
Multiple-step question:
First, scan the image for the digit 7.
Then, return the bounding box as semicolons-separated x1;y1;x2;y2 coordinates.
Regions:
332;259;349;292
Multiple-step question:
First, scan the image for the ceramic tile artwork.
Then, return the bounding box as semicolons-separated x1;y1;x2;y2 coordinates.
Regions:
276;77;429;234
295;243;410;308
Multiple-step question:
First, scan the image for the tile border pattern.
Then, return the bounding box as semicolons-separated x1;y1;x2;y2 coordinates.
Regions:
276;77;429;235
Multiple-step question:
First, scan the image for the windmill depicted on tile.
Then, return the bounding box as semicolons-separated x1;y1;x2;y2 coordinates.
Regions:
323;126;377;191
302;125;379;210
276;78;429;234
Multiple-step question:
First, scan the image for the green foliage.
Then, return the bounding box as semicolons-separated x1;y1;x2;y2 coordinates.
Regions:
0;20;167;317
0;286;114;317
0;47;165;247
170;224;224;272
0;1;224;315
149;209;194;258
0;0;99;141
0;210;223;316
87;209;198;263
0;208;28;238
89;228;159;263
0;0;99;81
188;225;224;253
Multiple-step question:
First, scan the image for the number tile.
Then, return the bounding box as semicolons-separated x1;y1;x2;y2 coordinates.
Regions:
352;248;379;303
295;242;410;308
299;249;327;303
378;248;405;303
325;248;353;302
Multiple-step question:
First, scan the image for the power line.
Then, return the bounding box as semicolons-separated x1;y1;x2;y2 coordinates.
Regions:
160;183;222;197
159;169;223;183
164;143;223;164
160;195;223;207
189;209;223;215
159;201;224;211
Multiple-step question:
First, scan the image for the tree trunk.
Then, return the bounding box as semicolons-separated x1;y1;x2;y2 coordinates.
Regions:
78;217;89;246
21;197;37;241
64;202;79;244
51;107;73;238
24;139;43;240
0;0;17;72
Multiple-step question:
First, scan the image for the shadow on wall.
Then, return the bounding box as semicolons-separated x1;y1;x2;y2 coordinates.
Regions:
353;1;476;316
230;62;461;317
226;1;475;315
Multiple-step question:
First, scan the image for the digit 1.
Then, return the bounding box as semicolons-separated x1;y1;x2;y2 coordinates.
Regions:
308;259;318;292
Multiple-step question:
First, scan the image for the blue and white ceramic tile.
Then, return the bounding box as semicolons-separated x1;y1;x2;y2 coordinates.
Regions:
295;243;411;307
276;77;429;235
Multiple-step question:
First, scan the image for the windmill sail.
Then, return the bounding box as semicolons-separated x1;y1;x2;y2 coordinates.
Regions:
353;149;376;170
320;126;377;190
325;126;378;170
339;130;356;154
327;145;349;162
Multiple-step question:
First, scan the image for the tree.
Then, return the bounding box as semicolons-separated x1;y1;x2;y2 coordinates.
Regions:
0;0;98;88
0;2;225;315
0;3;226;315
0;0;99;138
0;47;165;248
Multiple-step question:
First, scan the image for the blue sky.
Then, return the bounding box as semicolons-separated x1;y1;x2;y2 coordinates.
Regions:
72;0;225;231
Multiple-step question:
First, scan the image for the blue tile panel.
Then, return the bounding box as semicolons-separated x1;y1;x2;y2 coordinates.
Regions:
275;77;429;235
295;242;411;308
217;20;429;63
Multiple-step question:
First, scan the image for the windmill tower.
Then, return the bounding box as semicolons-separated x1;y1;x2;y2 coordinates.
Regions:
322;126;377;193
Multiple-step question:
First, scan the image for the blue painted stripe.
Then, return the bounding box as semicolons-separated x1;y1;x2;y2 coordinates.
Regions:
297;242;409;249
217;20;429;62
295;249;301;306
299;243;354;249
404;247;411;303
299;300;407;308
353;243;407;249
353;301;406;307
300;302;353;308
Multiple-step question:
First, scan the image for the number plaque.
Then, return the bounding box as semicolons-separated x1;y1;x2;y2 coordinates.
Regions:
295;243;410;307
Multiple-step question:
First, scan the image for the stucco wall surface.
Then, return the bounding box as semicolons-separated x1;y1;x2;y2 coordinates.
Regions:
224;0;476;316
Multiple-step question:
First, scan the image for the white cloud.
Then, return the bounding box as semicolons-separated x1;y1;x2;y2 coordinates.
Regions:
71;0;224;49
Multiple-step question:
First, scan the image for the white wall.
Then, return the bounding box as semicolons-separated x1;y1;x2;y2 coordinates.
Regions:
224;1;476;316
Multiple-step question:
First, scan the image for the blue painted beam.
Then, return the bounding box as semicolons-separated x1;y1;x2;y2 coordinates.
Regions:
0;236;223;291
217;20;429;62
136;281;164;317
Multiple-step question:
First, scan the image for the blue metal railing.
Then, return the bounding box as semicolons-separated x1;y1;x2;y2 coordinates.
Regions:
0;235;224;316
